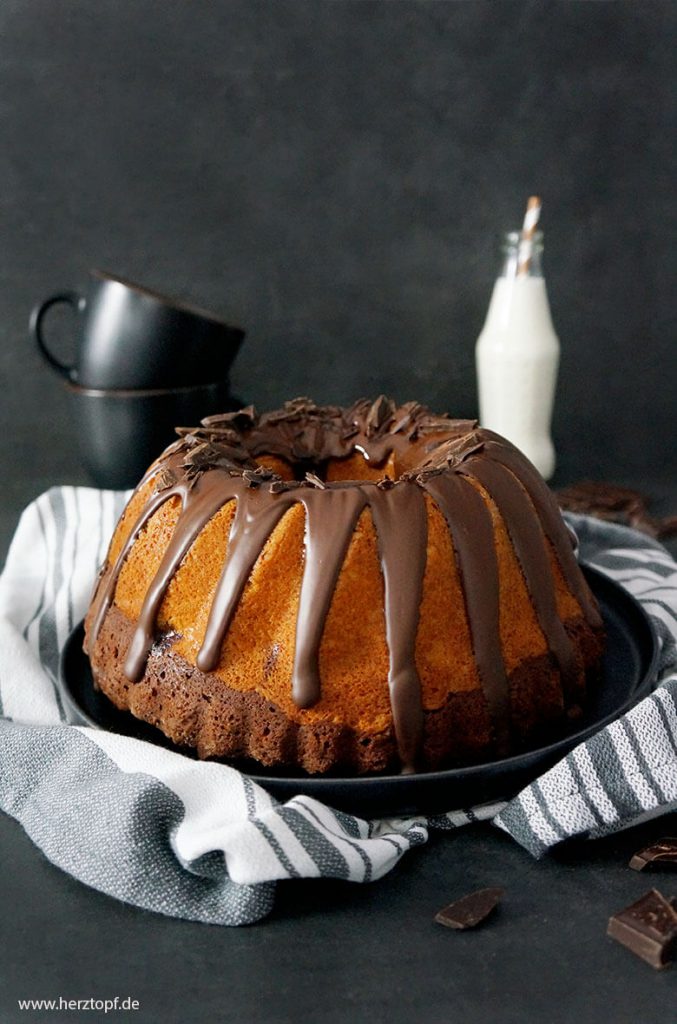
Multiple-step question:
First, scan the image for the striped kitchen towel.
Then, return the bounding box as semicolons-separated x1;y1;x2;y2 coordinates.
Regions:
0;488;675;926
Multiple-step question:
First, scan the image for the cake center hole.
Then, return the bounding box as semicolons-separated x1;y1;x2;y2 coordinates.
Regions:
255;449;399;484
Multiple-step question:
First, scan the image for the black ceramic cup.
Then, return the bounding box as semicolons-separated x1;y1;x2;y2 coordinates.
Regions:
67;380;241;490
31;271;245;390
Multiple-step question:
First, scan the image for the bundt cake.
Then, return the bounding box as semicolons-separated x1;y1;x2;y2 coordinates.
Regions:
84;397;605;775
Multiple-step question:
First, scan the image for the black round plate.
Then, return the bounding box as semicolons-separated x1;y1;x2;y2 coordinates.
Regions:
60;566;659;817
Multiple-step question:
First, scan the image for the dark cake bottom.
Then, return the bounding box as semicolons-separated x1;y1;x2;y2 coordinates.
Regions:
85;605;602;776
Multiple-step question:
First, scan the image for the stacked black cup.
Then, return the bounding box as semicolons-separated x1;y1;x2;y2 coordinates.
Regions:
30;271;245;489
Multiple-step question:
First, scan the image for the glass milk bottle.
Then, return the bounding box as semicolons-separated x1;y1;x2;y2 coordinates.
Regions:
475;231;559;479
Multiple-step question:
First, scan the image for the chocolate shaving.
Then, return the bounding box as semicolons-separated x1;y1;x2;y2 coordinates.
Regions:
163;398;486;497
349;398;372;421
434;887;504;930
448;440;485;465
152;467;178;494
264;409;302;425
607;889;677;969
183;441;211;461
419;414;476;436
201;405;257;429
197;426;242;444
630;838;677;872
175;430;202;445
419;419;457;434
263;397;320;426
389;404;424;436
365;395;394;438
182;436;252;475
416;467;445;484
305;472;326;489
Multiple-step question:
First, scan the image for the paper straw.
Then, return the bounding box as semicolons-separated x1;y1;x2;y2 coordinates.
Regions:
517;196;542;275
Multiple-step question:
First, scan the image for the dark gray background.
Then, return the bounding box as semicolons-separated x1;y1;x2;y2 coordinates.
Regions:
0;0;675;551
0;3;676;1021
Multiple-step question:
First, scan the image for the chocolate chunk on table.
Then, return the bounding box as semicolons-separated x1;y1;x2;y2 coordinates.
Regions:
607;889;677;969
434;887;504;930
630;838;677;872
556;480;677;539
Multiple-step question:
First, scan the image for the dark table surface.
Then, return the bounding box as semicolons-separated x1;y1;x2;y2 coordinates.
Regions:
1;473;676;1024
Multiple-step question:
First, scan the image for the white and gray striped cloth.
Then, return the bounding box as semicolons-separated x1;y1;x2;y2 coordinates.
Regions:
0;488;675;926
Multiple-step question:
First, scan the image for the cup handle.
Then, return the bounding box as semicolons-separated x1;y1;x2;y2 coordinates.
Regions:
29;291;81;379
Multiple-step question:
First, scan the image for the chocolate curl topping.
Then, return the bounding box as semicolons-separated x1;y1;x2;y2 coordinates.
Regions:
242;467;278;488
153;467;178;494
365;395;395;437
201;405;258;429
183;441;253;474
263;397;323;425
445;437;486;469
389;401;424;436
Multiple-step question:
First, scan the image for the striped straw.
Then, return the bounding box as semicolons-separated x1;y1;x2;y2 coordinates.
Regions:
517;195;542;275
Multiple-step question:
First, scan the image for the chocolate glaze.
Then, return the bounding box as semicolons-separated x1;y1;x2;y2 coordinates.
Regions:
86;396;603;772
460;456;580;702
368;483;427;773
422;472;509;754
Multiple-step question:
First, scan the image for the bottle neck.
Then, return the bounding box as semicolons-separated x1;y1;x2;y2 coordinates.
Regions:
499;230;544;279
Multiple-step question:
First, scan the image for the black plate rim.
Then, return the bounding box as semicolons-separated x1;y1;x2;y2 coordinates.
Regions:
59;564;659;803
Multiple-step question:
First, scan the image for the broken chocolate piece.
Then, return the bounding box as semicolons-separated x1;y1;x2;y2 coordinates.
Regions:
201;405;257;429
557;480;677;540
630;838;677;872
434;887;504;930
152;467;177;494
365;395;394;437
607;889;677;969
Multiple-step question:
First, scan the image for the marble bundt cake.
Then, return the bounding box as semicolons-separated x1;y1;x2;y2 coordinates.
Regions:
84;397;605;774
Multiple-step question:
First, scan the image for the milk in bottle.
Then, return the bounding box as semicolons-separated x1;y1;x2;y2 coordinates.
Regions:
475;219;559;479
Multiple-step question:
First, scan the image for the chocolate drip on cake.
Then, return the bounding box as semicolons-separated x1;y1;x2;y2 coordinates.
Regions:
290;488;369;709
124;475;231;683
86;397;603;773
367;483;428;773
481;434;603;632
459;456;580;702
422;472;510;755
196;490;292;676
